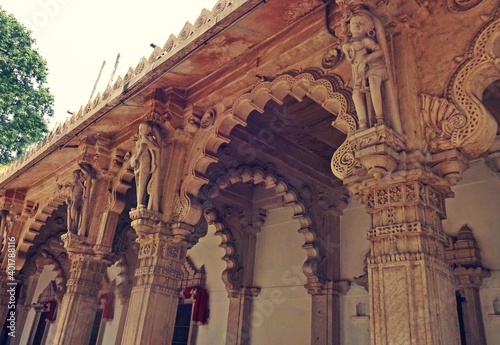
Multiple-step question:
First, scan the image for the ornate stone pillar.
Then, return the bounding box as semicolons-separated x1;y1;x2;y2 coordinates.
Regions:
121;224;190;345
303;185;347;345
330;2;497;344
341;126;461;345
205;205;264;345
226;287;260;345
52;234;109;345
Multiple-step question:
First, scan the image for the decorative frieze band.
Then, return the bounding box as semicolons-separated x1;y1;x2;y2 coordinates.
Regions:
367;222;449;243
364;181;445;215
367;252;451;268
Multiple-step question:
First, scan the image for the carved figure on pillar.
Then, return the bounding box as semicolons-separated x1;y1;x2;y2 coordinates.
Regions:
67;169;85;235
67;163;94;236
0;210;13;253
130;122;161;211
342;11;387;129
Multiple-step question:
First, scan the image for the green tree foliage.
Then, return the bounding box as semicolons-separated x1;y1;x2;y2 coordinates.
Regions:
0;7;54;165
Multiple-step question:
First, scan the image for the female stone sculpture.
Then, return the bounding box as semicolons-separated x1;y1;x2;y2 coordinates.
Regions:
342;11;387;129
130;122;161;211
67;169;85;234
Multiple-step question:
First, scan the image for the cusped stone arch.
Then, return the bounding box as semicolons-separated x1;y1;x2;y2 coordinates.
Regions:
445;11;500;156
20;247;68;303
203;207;242;297
200;164;327;294
16;197;67;271
174;70;356;225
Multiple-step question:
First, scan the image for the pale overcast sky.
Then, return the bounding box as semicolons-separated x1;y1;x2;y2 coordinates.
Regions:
1;0;218;128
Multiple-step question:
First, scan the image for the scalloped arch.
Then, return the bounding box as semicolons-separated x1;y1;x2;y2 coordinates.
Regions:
175;72;356;225
201;164;326;294
447;13;500;157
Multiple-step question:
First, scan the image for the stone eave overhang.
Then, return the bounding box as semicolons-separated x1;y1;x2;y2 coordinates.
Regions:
0;0;325;191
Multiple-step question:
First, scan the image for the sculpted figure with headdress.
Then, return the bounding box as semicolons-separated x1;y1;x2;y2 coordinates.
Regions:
130;122;161;212
342;11;388;129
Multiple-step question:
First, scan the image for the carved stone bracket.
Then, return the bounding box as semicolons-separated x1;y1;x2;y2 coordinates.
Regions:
430;149;469;185
60;232;94;255
129;208;162;237
346;124;406;181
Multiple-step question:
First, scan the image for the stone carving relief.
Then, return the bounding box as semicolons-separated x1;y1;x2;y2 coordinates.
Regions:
420;94;467;153
0;209;14;253
66;163;94;236
322;47;343;69
105;150;134;214
445;13;499;157
337;6;402;134
130;122;162;212
342;11;388;129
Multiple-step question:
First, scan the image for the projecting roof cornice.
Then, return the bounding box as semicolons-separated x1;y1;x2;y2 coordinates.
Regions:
1;0;326;189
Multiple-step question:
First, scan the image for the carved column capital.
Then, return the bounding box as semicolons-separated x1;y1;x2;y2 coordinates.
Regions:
343;124;406;183
310;280;352;296
229;286;261;300
454;266;490;289
134;231;188;294
129;207;162;237
65;254;109;296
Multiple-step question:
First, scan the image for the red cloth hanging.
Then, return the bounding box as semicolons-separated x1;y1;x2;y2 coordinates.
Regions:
43;300;57;322
182;286;209;324
98;292;114;321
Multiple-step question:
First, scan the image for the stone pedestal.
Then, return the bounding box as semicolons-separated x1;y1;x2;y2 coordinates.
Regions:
226;287;260;345
121;230;188;345
52;234;109;345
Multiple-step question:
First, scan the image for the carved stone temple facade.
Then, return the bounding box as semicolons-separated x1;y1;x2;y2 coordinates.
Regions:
1;0;500;344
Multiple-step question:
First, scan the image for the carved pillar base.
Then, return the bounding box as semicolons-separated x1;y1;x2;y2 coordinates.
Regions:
53;233;109;345
225;287;260;345
121;231;188;345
